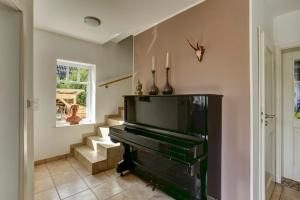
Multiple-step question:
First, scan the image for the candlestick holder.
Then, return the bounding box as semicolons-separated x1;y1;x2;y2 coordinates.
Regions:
148;70;159;95
162;67;174;95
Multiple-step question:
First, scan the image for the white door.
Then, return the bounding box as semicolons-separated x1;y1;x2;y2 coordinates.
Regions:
0;3;21;200
259;29;276;200
282;47;300;182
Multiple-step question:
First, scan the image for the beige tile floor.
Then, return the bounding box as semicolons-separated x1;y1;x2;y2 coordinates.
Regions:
34;157;174;200
271;184;300;200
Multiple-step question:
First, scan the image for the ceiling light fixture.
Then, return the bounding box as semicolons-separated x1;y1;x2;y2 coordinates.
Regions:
84;16;101;27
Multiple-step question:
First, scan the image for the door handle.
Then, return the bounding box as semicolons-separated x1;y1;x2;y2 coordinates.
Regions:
265;114;275;119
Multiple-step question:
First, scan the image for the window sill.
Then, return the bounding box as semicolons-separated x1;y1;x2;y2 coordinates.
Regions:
56;121;95;128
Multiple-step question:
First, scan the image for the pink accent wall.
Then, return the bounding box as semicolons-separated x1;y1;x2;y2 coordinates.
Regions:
133;0;250;199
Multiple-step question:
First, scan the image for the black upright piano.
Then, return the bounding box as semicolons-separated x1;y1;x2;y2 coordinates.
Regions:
109;94;222;200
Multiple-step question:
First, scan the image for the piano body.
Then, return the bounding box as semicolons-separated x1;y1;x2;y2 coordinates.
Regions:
109;94;222;200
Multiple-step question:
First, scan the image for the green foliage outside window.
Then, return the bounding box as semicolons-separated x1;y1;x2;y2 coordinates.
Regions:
80;68;89;82
295;112;300;119
56;82;87;106
76;92;87;106
69;67;78;81
57;66;89;83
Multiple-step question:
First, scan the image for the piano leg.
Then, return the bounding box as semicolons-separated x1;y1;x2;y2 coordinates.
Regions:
200;158;208;200
116;143;135;175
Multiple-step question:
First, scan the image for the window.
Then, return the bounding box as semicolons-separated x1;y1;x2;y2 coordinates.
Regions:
294;60;300;119
56;59;95;126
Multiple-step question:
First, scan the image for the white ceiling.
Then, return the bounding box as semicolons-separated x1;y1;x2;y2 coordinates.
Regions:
269;0;300;17
34;0;205;44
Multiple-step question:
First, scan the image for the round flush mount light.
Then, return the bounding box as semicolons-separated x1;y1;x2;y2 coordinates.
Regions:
84;16;101;27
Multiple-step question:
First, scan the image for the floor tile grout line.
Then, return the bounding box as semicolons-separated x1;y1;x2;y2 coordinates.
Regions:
36;159;170;199
89;172;130;200
80;170;125;200
106;180;135;200
43;157;160;200
69;157;140;200
45;161;63;200
61;189;90;200
279;185;284;200
102;178;150;200
68;157;95;182
67;157;101;200
49;158;88;200
33;168;55;195
270;184;278;200
103;190;125;200
90;189;100;200
68;158;91;186
50;158;91;200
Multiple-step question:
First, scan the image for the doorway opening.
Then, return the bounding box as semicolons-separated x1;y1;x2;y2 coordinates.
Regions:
259;41;300;200
280;46;300;190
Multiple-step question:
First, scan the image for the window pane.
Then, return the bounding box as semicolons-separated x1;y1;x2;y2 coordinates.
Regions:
56;82;87;120
294;61;300;119
69;67;78;82
56;60;93;125
57;65;67;81
80;68;89;82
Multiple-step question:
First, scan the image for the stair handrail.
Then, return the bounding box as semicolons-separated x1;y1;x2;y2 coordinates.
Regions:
97;74;133;88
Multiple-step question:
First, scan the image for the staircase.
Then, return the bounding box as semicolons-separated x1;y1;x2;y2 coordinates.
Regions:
72;107;125;175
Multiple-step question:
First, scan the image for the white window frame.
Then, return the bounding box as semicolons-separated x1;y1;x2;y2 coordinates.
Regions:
56;59;96;127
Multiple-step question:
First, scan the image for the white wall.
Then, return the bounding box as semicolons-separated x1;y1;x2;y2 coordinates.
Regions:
273;10;300;46
96;78;132;122
34;29;133;161
0;3;20;200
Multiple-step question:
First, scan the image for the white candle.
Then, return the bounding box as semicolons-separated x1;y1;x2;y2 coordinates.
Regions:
166;52;169;68
152;56;155;71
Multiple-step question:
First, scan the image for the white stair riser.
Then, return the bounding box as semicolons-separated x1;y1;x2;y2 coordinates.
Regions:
98;127;110;138
86;137;97;151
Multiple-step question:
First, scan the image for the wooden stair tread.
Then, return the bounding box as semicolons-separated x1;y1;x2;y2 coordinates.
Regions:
72;105;125;174
74;145;106;163
99;125;110;128
86;136;120;150
107;117;124;126
108;117;123;121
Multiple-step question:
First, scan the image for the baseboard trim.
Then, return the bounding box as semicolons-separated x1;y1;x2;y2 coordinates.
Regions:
34;153;71;166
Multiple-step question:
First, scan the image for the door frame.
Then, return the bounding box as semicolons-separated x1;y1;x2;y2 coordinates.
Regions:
258;27;276;200
0;0;34;200
275;42;300;184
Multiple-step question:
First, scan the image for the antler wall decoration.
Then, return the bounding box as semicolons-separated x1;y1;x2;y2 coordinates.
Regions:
187;39;205;62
